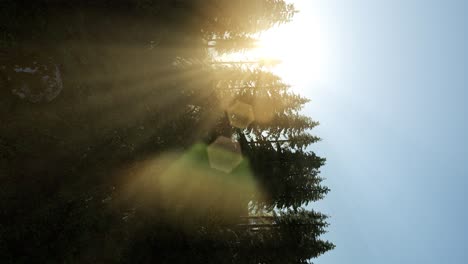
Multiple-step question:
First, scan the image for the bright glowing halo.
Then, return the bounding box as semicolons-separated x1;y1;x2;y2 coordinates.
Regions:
214;1;332;88
253;13;331;86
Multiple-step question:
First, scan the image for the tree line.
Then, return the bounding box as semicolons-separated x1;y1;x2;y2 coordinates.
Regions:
0;1;334;263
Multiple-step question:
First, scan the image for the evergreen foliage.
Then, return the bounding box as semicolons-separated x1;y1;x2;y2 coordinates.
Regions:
0;1;334;263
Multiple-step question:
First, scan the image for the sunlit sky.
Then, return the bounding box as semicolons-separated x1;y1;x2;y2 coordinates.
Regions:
263;0;468;263
255;1;333;87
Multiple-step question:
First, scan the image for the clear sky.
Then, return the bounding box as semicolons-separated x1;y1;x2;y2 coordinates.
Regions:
273;0;468;263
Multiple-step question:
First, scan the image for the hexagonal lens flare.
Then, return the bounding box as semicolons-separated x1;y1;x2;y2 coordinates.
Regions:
207;136;243;173
227;101;254;129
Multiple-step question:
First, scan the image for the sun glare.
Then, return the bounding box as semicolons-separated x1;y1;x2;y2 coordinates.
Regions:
256;11;330;87
222;2;332;88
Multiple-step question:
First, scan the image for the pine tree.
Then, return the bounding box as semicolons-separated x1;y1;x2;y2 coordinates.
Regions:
232;209;335;264
1;1;335;263
200;0;297;39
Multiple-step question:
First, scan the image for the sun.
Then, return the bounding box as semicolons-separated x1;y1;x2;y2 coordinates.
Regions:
253;9;331;87
215;1;332;88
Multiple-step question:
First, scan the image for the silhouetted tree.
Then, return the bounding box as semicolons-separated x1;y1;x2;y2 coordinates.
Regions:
0;1;334;263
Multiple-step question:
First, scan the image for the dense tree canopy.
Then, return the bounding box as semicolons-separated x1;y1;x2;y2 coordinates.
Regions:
0;1;334;263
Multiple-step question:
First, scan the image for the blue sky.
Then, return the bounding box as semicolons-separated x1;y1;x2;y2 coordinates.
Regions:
288;0;468;263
